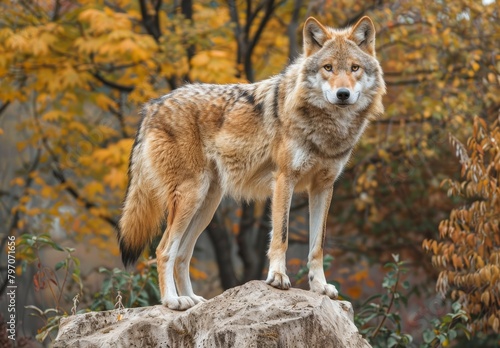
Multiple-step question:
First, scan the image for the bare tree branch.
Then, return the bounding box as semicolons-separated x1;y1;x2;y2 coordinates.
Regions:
228;0;279;82
181;0;194;83
91;72;134;93
206;215;240;290
52;0;61;21
245;0;275;81
287;0;303;61
139;0;162;41
0;101;10;119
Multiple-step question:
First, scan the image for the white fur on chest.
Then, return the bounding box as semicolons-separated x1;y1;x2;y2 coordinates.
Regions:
289;141;314;173
290;143;311;171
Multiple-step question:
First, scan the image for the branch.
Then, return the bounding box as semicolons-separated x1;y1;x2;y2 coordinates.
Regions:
108;99;128;138
254;200;271;280
91;72;134;92
227;0;242;75
371;268;400;337
287;0;303;61
0;101;10;119
50;168;118;228
247;0;275;60
244;0;276;81
139;0;162;41
52;0;61;21
237;203;260;282
206;215;240;290
227;0;241;37
180;0;194;82
385;79;422;86
248;1;266;25
0;190;19;199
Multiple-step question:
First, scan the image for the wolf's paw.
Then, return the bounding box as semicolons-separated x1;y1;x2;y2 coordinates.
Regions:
190;295;207;305
162;295;195;310
310;281;339;299
266;271;291;290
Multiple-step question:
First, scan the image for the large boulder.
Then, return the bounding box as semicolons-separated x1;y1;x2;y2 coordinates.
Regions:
55;280;370;348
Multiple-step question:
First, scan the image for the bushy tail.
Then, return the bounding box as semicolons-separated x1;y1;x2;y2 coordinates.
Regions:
117;141;164;267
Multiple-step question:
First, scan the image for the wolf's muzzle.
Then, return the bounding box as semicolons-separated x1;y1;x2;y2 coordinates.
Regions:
336;88;350;101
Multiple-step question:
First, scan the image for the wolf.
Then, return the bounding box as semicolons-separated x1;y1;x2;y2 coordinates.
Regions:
118;16;385;310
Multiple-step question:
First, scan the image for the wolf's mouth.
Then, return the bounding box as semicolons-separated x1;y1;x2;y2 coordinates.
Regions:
335;104;350;108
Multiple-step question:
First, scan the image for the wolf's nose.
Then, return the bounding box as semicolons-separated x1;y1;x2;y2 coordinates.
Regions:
337;88;350;101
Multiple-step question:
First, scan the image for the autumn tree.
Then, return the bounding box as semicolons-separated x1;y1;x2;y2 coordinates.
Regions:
424;115;500;334
0;0;295;294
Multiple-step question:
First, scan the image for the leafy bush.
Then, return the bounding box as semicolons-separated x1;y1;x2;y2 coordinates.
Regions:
353;254;473;348
355;255;413;347
18;234;82;342
423;116;500;333
90;263;160;311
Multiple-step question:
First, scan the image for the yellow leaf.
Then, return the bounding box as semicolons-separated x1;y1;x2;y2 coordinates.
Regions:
104;168;127;189
346;285;362;299
68;121;88;135
95;94;117;110
191;52;210;67
42;110;62;122
40;186;52;198
26;208;42;216
11;177;25;186
288;258;303;267
189;265;207;280
118;39;137;53
378;149;390;161
84;182;104;199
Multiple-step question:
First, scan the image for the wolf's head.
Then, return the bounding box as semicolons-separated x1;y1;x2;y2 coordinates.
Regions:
299;16;385;114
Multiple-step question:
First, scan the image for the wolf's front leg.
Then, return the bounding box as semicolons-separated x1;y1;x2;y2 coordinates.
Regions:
266;173;295;290
308;185;338;299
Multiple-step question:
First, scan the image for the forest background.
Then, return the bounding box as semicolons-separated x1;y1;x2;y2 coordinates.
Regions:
0;0;499;347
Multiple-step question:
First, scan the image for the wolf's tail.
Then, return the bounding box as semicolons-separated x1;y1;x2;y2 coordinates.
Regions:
117;134;164;267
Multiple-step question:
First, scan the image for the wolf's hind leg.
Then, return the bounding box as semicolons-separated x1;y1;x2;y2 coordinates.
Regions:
174;182;222;304
307;185;338;299
156;179;209;310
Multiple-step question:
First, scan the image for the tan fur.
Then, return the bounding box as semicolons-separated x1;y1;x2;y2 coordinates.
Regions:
118;16;386;310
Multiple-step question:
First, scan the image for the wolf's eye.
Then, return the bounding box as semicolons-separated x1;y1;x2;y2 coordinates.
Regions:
324;64;333;72
351;65;360;72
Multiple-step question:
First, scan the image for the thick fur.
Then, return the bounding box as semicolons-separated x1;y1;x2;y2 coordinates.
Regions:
118;17;385;310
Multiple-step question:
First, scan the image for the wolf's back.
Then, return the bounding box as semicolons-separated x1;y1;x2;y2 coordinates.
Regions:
117;110;164;267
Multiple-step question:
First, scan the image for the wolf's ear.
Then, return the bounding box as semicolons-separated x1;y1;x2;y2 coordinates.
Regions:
349;16;376;56
303;17;330;56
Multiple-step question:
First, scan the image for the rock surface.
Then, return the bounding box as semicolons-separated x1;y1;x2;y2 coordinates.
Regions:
55;280;371;348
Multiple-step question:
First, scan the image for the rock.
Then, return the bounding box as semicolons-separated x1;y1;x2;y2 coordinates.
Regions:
55;280;370;348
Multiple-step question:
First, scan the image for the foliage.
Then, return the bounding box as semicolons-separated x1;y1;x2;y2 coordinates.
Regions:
422;302;470;347
18;233;159;343
17;234;82;343
355;255;413;348
423;115;500;334
91;262;160;311
355;255;472;348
